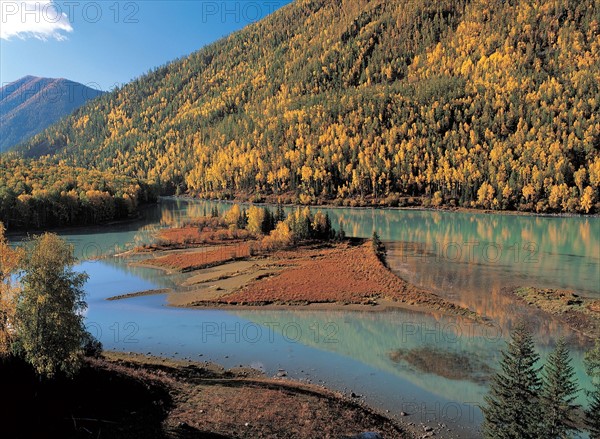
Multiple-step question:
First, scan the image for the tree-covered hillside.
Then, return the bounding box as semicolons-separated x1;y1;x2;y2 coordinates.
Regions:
11;0;600;216
0;157;158;229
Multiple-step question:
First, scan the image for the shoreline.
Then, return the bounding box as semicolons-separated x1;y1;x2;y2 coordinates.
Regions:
2;350;417;439
170;194;600;219
5;195;597;238
107;217;598;340
106;287;477;318
4;205;154;237
106;288;173;301
105;351;420;438
111;233;598;339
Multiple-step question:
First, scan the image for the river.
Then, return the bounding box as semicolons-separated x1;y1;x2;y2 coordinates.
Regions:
10;197;600;438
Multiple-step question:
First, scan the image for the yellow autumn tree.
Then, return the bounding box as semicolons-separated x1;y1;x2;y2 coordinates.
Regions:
247;206;266;235
0;223;22;356
580;187;596;214
262;221;293;250
549;184;570;211
432;191;444;207
223;205;242;226
477;182;495;209
3;0;598;217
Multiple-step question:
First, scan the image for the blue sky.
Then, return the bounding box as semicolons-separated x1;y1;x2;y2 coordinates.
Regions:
0;0;293;91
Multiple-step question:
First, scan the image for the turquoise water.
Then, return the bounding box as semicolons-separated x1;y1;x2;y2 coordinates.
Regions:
11;198;600;437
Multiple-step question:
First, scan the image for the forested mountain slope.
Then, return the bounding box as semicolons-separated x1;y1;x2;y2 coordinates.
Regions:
11;0;600;215
0;76;103;151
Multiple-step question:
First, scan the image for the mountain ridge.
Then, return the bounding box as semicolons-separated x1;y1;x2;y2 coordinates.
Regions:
0;76;104;151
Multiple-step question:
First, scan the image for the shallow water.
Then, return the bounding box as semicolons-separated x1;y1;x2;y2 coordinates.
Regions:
11;198;600;437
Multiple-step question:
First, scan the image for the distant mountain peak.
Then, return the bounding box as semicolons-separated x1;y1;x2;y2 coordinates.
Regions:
0;76;104;152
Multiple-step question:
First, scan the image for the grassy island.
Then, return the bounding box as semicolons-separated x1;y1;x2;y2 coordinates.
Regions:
119;205;484;323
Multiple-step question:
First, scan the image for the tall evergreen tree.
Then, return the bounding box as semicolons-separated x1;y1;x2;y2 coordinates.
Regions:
482;322;543;439
261;207;275;235
301;210;312;240
541;338;580;438
325;213;334;240
335;222;346;242
275;204;286;224
585;341;600;439
237;208;248;229
587;384;600;439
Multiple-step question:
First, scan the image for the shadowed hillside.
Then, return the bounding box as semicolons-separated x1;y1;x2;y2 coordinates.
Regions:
0;76;103;151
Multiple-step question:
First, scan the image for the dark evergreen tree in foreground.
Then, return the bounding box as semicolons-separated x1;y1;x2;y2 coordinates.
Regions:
541;338;580;438
585;341;600;439
482;323;542;439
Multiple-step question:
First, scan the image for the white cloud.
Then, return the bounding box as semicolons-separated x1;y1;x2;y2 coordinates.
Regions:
0;0;73;41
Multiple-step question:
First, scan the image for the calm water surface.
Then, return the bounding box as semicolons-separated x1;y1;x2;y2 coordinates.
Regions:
12;198;600;438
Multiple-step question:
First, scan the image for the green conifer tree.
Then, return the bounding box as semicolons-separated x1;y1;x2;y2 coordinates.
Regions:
371;231;387;266
482;322;543;439
325;213;334;240
585;341;600;439
540;338;580;438
276;204;286;224
336;222;346;242
237;208;248;229
261;207;275;234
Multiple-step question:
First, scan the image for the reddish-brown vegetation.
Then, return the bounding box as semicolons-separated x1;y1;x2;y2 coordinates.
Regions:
101;353;409;438
193;242;480;319
144;243;252;272
135;221;481;320
228;243;409;304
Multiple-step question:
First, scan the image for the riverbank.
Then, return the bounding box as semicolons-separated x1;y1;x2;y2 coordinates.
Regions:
1;352;410;439
175;194;599;218
509;287;600;340
3;204;155;236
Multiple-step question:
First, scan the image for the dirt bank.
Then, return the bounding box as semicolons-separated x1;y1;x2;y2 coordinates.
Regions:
1;352;411;439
